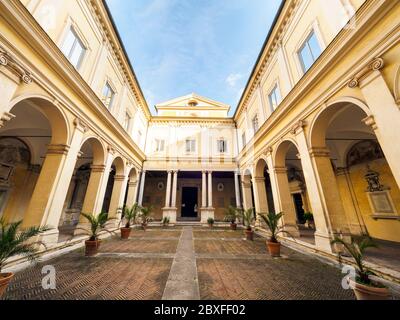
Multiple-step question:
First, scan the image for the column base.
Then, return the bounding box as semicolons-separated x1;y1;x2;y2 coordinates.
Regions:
162;207;177;223
38;229;60;248
283;223;301;238
200;207;215;223
314;230;334;253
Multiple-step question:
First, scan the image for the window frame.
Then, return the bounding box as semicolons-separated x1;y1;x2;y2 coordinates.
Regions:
102;81;116;110
297;28;323;74
185;139;196;153
61;25;87;70
217;139;227;154
154;138;165;153
268;83;282;112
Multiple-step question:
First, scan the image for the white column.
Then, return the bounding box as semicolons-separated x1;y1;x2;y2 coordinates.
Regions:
207;171;213;208
165;170;172;207
134;171;142;204
202;170;207;208
93;152;114;214
171;170;178;208
234;171;241;208
138;170;146;206
359;68;400;189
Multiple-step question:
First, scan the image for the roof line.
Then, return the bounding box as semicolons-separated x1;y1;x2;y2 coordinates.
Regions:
233;0;286;119
102;0;150;114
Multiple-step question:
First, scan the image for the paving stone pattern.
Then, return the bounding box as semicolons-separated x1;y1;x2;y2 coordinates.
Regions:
2;226;354;300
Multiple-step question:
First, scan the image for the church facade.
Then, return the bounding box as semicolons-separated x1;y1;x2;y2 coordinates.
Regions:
0;0;400;255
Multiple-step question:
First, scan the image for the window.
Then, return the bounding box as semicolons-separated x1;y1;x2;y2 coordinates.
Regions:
298;31;322;73
185;139;196;153
124;113;131;131
217;139;227;153
268;84;282;111
154;139;165;152
252;115;259;133
102;82;115;109
242;133;246;148
61;27;86;69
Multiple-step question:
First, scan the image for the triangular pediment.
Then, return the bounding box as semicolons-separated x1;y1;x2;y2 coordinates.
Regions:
155;93;230;110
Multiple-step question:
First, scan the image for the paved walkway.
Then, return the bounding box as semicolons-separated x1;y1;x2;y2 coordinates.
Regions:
2;226;358;300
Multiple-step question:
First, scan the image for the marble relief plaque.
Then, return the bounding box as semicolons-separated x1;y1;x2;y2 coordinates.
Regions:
367;190;397;216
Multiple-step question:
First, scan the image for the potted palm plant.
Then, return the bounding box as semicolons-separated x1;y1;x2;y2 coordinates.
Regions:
140;206;153;231
224;206;241;230
162;216;170;227
78;212;115;256
303;212;315;229
120;203;141;239
207;217;215;228
331;236;391;300
258;212;287;257
241;208;255;240
0;218;50;298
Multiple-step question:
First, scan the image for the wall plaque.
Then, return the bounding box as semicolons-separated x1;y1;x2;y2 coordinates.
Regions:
367;190;398;218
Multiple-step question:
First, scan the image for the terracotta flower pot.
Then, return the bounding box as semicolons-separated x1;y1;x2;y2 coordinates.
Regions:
348;278;391;300
208;223;214;228
245;229;254;241
267;241;281;257
120;227;131;239
0;273;14;298
230;223;237;231
142;223;147;231
85;239;100;257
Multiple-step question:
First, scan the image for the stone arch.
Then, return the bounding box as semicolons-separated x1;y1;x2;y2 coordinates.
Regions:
309;97;371;148
8;94;70;145
79;136;106;166
111;156;125;176
254;157;268;178
274;138;299;168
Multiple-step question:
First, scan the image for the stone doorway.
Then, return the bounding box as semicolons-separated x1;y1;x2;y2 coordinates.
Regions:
181;187;198;218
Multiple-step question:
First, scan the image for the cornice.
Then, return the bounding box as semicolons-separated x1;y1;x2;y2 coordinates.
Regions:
234;0;299;119
149;117;236;127
237;0;398;164
0;0;146;165
89;0;151;119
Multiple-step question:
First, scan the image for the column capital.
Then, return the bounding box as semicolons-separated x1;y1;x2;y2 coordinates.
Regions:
309;147;331;158
252;177;265;183
128;180;138;187
362;115;378;130
47;144;70;155
290;120;307;135
167;170;173;174
274;166;288;174
348;57;384;88
0;112;16;128
114;175;126;182
73;118;89;133
90;164;106;173
336;167;349;176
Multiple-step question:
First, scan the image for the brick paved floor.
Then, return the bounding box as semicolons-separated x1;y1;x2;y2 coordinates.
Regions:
2;226;355;300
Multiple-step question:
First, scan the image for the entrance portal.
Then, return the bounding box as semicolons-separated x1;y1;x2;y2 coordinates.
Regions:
181;187;198;218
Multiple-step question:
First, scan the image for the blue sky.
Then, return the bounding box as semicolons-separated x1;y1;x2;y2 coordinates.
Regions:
106;0;283;115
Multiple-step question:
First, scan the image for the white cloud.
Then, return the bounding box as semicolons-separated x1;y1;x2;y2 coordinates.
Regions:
226;73;243;87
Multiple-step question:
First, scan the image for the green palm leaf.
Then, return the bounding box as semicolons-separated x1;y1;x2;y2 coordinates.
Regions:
0;218;50;272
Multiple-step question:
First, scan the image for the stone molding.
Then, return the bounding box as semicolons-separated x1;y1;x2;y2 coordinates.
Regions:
0;112;16;128
90;164;106;173
362;115;378;131
348;57;384;88
114;175;126;182
0;45;33;84
46;144;70;155
309;147;331;158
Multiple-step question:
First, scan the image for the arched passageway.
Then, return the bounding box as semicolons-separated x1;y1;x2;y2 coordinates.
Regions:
0;97;69;236
310;101;400;243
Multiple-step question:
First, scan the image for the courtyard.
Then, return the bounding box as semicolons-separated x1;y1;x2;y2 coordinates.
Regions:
2;226;355;300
